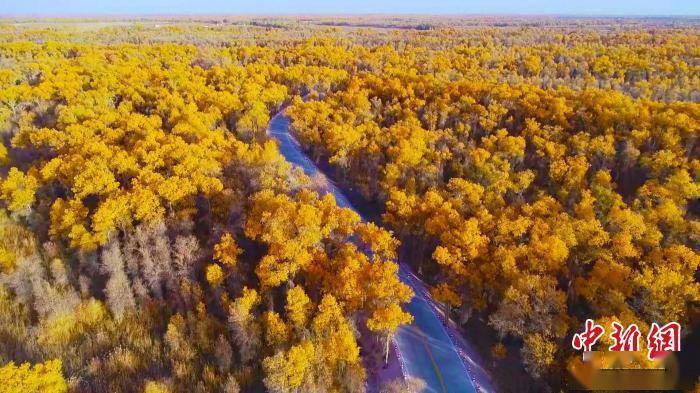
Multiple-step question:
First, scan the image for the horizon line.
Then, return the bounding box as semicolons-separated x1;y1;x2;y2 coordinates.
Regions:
2;13;699;19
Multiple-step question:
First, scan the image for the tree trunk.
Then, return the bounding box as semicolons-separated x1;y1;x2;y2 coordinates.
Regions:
384;334;391;365
267;291;274;311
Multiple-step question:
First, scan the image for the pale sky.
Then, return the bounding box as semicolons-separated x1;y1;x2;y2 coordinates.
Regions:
1;0;698;16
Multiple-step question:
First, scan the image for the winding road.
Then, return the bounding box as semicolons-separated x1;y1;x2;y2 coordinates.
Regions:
268;109;493;393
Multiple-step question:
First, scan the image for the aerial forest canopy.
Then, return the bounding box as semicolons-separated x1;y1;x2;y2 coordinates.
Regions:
0;17;698;392
286;18;700;385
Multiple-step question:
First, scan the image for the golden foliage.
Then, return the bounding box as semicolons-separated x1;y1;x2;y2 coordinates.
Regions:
0;360;67;393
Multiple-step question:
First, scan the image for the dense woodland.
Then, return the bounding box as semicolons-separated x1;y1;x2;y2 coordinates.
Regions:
285;17;700;389
0;17;698;392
